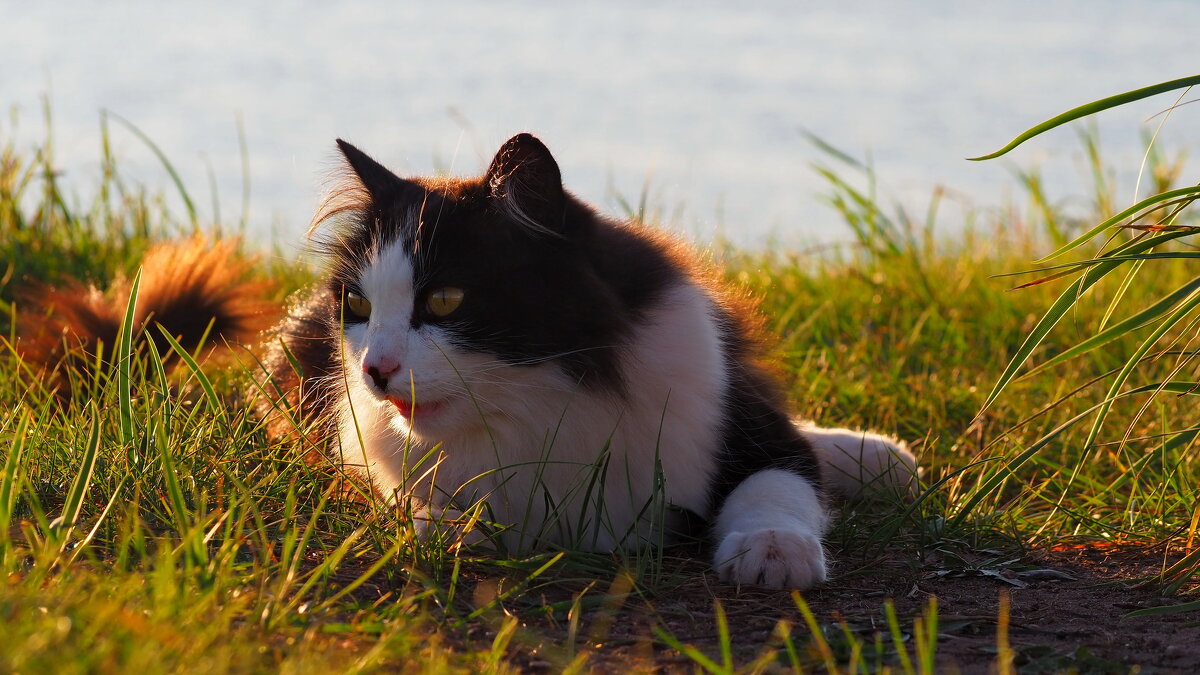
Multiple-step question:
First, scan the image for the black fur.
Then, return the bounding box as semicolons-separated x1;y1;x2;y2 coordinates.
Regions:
311;136;685;395
269;133;823;522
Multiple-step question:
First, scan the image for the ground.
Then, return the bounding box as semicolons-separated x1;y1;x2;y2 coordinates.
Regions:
324;538;1200;673
585;544;1200;673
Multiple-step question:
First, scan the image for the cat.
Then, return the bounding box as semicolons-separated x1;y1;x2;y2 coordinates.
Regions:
255;133;918;589
17;133;916;590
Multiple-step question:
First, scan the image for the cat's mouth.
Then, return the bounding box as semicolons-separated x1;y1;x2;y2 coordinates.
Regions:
385;396;446;420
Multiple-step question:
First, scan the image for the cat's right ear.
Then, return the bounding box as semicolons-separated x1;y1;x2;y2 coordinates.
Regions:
485;133;566;237
336;139;416;199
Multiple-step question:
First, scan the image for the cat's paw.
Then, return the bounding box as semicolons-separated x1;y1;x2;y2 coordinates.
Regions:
713;528;827;590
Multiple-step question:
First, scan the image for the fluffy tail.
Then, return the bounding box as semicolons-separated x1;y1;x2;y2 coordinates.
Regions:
16;237;278;385
798;423;920;501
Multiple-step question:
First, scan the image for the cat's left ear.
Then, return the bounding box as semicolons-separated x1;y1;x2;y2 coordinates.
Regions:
336;139;418;200
485;133;566;236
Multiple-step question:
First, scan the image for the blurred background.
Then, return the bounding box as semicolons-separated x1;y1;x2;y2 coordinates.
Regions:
3;0;1198;250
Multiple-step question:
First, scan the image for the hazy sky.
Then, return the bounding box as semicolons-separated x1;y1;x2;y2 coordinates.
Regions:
4;1;1198;249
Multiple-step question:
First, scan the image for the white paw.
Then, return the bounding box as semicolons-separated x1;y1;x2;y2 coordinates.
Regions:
713;528;828;590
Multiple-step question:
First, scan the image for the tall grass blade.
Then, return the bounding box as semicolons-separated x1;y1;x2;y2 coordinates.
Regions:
792;591;838;673
106;110;199;226
1123;599;1200;619
652;626;726;674
117;268;142;447
969;75;1200;160
49;404;103;540
801;129;866;168
237;112;251;230
979;230;1194;413
1035;187;1199;264
311;537;403;615
1025;276;1200;376
1082;291;1200;447
0;414;29;544
144;335;173;425
154;423;190;534
962;381;1199;525
884;600;916;675
157;325;222;415
713;600;733;673
465;552;564;621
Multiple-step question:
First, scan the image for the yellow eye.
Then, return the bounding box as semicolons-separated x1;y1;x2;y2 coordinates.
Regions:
426;287;464;317
345;291;372;319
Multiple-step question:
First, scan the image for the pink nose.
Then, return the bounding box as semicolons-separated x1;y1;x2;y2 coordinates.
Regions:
363;356;400;391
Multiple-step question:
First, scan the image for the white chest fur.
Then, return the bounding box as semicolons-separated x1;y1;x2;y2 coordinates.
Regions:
337;281;728;552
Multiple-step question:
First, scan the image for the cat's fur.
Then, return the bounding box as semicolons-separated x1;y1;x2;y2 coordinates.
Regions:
258;133;917;589
17;133;916;590
15;236;277;394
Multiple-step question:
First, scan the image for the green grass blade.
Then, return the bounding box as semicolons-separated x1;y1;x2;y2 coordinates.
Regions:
1082;290;1200;448
962;380;1199;526
144;335;173;426
106;110;199;226
237;112;251;231
969;75;1200;161
117;268;142;447
801;129;866;169
1123;600;1200;620
49;404;103;538
979;230;1194;413
1158;545;1200;594
652;626;726;674
154;422;190;533
67;474;129;565
1027;249;1200;270
884;600;916;675
156;325;222;415
465;552;564;621
1033;186;1200;264
0;414;30;541
953;406;1097;526
311;538;403;614
1004;250;1200;278
714;600;732;673
792;591;838;673
1025;276;1200;376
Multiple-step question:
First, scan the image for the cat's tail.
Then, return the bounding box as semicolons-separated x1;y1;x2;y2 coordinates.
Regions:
797;423;920;501
15;236;278;386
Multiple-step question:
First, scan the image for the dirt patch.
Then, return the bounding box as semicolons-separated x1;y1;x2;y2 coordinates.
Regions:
318;541;1200;672
482;544;1200;673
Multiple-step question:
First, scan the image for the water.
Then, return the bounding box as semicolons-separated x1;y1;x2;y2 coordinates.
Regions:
3;1;1198;250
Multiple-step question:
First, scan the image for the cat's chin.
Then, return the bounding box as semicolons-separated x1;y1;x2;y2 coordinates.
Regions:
383;395;471;438
385;395;446;420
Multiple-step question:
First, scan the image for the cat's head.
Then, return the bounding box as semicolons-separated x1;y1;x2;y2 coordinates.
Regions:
314;134;643;439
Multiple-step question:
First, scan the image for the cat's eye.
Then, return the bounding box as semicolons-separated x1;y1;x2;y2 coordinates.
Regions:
345;291;372;319
426;287;464;317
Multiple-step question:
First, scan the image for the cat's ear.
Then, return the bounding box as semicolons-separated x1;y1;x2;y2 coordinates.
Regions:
336;139;416;199
485;133;566;236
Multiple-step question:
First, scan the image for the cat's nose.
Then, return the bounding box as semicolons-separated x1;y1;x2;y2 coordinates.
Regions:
363;357;400;391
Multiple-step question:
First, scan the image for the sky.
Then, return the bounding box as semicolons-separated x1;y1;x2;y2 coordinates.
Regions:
3;1;1198;250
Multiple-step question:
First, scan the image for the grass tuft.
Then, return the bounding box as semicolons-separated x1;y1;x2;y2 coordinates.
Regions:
2;90;1198;670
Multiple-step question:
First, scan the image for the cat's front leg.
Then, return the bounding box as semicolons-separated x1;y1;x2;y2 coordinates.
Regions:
712;469;829;589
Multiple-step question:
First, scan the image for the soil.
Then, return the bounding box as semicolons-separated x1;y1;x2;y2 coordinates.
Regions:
481;543;1200;673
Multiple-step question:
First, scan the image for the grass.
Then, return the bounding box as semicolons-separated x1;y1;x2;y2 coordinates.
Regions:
2;84;1198;672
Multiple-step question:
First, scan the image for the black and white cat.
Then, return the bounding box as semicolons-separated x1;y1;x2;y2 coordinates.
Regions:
265;133;916;590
